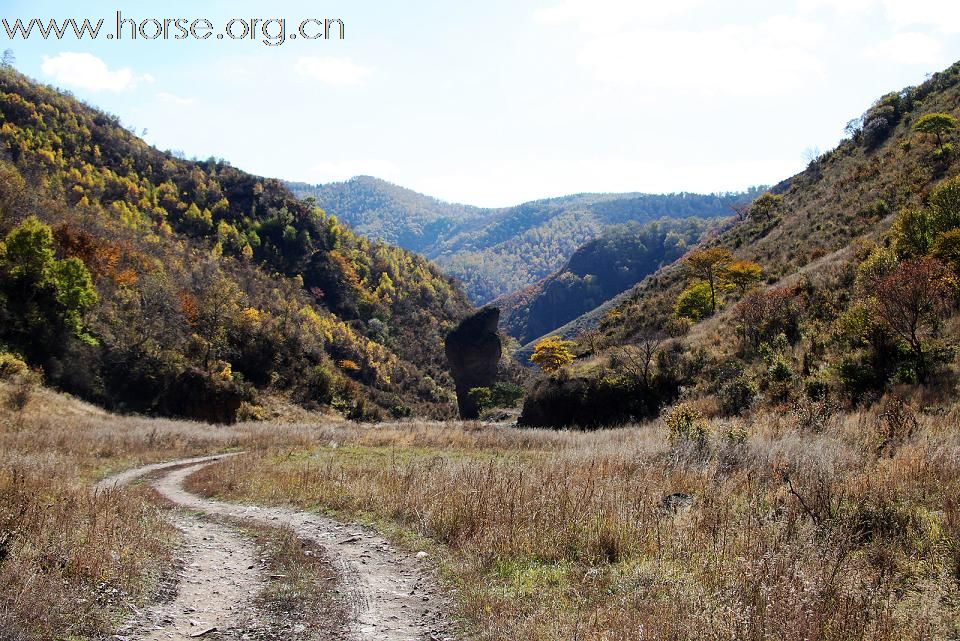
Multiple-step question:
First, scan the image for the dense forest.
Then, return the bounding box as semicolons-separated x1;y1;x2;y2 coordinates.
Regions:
496;217;719;344
292;178;761;303
519;60;960;428
0;67;472;422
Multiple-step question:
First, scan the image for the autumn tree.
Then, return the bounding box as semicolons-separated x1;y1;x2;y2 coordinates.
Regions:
733;287;802;353
932;229;960;272
749;192;782;221
0;159;26;218
913;112;958;154
531;336;575;373
726;260;763;296
871;257;956;379
683;247;733;314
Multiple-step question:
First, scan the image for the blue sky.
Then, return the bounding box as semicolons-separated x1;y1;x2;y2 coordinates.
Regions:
3;0;960;206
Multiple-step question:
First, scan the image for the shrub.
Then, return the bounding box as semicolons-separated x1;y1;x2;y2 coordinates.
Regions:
674;282;713;321
792;397;838;433
490;382;524;408
5;377;33;411
236;401;265;422
874;397;917;457
468;387;493;413
804;377;830;400
0;352;28;380
768;356;794;383
713;363;756;416
665;403;709;448
302;364;336;406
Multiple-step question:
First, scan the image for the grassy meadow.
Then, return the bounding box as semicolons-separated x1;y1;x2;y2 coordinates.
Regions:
2;377;960;640
186;399;960;641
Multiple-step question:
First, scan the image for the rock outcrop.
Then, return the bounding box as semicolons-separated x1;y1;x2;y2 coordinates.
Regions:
445;307;502;419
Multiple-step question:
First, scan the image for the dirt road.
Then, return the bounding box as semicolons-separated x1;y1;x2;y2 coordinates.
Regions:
98;455;454;641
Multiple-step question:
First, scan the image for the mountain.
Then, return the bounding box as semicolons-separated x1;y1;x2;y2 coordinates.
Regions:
290;178;762;303
0;67;472;422
495;217;719;344
286;176;479;255
519;59;960;428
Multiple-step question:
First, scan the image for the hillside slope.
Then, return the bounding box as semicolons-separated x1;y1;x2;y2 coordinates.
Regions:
0;68;471;421
519;59;960;427
292;178;760;303
495;217;718;344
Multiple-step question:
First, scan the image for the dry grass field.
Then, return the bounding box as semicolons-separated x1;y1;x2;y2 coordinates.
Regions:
2;378;960;640
0;381;324;639
189;399;960;641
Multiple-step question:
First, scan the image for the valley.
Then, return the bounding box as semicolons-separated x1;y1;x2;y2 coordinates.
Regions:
291;178;760;305
1;23;960;641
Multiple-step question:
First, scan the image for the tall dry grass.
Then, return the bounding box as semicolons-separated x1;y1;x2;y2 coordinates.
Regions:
3;377;959;640
187;400;960;641
0;381;336;639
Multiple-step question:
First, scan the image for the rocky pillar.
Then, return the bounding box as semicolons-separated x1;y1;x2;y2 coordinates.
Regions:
444;307;502;419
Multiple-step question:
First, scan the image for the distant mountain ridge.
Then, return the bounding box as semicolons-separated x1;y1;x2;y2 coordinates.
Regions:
289;177;763;303
495;217;720;344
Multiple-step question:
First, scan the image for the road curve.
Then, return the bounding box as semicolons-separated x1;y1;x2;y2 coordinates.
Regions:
98;455;454;641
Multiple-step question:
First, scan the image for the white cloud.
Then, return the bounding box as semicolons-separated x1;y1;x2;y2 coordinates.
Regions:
294;57;372;86
156;91;195;106
866;32;945;64
40;53;151;92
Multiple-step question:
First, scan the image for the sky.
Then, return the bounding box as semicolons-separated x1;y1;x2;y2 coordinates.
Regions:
3;0;960;207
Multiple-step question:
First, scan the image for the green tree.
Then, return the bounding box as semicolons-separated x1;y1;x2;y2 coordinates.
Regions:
891;176;960;258
674;282;713;321
929;174;960;232
913;112;958;154
891;208;937;258
0;217;98;357
182;203;213;236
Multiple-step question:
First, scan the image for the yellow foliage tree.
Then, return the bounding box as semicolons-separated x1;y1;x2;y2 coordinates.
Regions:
725;259;763;296
531;336;576;373
683;247;733;314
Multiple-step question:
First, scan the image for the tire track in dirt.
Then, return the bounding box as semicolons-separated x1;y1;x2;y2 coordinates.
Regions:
98;455;454;641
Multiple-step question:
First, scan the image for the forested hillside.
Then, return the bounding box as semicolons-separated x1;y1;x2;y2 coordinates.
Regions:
0;68;471;422
292;178;760;303
287;176;479;254
520;60;960;428
496;217;718;344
